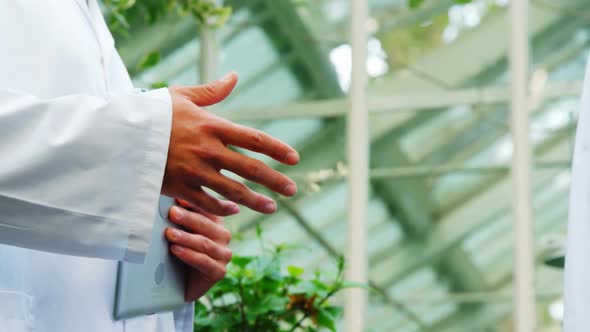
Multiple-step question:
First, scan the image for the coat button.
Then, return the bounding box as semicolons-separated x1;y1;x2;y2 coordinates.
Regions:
155;263;165;285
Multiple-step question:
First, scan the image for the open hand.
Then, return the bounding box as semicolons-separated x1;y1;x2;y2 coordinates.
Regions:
161;72;299;216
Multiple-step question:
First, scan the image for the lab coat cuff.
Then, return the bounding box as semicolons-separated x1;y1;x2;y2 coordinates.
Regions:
124;88;173;262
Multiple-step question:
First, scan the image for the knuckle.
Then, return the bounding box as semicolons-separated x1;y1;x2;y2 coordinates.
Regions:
192;214;206;228
186;193;204;207
221;229;232;244
224;248;233;263
184;251;199;265
231;187;247;203
207;201;230;217
223;181;247;203
214;265;227;281
212;203;228;215
181;165;207;183
246;161;264;180
251;131;264;146
193;146;219;162
200;237;213;253
206;239;223;258
199;120;223;133
184;213;200;230
180;164;196;177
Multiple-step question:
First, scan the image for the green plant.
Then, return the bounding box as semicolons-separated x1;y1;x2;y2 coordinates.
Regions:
104;0;231;35
194;227;367;332
409;0;473;9
104;0;232;87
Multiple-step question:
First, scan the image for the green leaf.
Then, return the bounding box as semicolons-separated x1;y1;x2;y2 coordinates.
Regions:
292;0;311;8
275;242;308;253
118;0;136;10
316;307;337;332
231;231;243;242
322;306;343;318
290;280;328;298
337;256;345;276
408;0;425;9
109;11;130;30
287;265;304;277
150;81;168;89
248;295;289;315
194;300;209;317
311;279;329;291
209;6;232;28
231;256;254;268
208;275;239;297
137;51;161;70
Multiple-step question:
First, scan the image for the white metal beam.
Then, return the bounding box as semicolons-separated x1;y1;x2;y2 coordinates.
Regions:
344;0;369;330
436;273;563;332
508;0;536;330
216;81;582;121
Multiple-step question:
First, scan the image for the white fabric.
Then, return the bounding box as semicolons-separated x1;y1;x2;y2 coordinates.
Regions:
0;1;193;331
564;55;590;331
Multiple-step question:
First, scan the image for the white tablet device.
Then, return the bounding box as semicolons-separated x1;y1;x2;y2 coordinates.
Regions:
113;195;187;320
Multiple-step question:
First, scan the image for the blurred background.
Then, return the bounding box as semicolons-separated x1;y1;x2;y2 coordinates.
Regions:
105;0;589;330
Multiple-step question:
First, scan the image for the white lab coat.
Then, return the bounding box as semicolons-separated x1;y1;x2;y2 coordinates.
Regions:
564;55;590;330
0;1;193;331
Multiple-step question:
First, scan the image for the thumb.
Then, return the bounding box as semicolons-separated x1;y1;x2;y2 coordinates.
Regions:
180;72;238;107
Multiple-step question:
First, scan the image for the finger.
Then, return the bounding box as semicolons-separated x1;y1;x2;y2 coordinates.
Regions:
181;187;240;217
219;123;300;165
216;149;297;197
185;271;216;302
175;199;224;224
174;199;199;212
166;229;232;262
176;72;238;107
202;173;277;214
168;206;231;244
170;245;227;281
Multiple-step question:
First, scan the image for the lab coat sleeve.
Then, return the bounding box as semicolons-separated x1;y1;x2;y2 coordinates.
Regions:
0;88;172;263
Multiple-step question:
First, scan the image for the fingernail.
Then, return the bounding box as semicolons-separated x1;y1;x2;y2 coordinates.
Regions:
262;201;277;214
285;152;300;164
169;228;182;240
171;206;186;220
282;183;297;197
171;245;183;254
226;203;240;215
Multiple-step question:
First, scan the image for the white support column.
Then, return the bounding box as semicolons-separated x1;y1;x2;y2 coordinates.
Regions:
508;0;536;331
199;25;218;83
345;0;369;331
